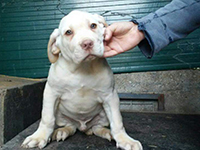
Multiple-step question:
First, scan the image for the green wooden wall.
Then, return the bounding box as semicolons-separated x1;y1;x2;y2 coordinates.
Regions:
0;0;200;78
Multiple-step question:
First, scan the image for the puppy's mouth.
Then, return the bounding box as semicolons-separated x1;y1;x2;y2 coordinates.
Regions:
83;54;96;61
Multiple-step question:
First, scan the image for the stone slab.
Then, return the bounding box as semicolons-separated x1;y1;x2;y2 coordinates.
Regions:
2;112;200;150
114;69;200;114
0;75;46;146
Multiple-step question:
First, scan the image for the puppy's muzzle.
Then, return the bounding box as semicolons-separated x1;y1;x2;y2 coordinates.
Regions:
80;40;94;50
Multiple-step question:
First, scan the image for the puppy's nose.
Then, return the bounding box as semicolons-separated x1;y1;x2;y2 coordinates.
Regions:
81;40;94;50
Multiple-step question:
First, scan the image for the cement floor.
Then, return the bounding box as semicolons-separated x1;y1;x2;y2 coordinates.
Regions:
2;112;200;150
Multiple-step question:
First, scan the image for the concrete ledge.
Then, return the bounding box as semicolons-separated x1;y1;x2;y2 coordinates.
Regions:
114;70;200;114
2;112;200;150
0;75;46;146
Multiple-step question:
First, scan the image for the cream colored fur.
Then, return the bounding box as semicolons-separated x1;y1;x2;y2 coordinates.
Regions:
21;10;142;150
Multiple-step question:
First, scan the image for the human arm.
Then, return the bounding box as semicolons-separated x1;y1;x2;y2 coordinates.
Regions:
103;0;200;58
134;0;200;58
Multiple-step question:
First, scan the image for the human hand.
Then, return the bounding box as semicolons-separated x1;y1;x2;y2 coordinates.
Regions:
103;22;145;57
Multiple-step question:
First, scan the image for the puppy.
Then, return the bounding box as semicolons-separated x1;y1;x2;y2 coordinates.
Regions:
22;10;142;150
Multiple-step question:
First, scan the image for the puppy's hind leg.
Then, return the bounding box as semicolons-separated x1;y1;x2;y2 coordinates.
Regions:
92;126;112;141
53;109;76;142
52;125;76;142
85;128;93;135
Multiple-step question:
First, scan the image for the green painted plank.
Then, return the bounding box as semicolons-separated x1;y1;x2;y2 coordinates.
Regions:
0;0;200;78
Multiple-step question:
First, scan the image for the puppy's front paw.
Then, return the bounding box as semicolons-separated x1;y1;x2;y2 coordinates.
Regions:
21;131;51;149
115;133;143;150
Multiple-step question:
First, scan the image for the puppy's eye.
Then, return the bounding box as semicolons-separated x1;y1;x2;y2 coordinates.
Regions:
65;30;73;35
90;23;97;29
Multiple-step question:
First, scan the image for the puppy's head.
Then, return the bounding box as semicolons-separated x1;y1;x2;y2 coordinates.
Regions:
48;10;107;64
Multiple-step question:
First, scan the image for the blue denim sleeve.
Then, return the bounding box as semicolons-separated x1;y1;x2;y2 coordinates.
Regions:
132;0;200;58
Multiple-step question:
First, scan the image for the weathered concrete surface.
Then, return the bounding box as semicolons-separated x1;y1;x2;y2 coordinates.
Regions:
2;112;200;150
114;69;200;114
1;69;199;147
0;75;46;147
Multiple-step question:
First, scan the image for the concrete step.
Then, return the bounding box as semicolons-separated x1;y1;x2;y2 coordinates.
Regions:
2;112;200;150
0;75;46;147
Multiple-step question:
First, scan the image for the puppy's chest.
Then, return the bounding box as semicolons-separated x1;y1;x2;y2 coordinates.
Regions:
61;86;99;101
60;85;101;113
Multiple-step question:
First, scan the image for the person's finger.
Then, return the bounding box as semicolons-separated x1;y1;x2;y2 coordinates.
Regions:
103;41;111;51
104;45;111;51
103;50;118;58
104;27;112;41
104;23;118;41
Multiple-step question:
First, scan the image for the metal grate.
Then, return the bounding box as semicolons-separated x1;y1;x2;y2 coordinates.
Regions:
119;93;165;111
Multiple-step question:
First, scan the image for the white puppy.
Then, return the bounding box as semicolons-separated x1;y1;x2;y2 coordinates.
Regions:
22;10;142;150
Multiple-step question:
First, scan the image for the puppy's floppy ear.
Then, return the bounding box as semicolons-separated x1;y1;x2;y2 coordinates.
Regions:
93;14;108;27
47;29;61;63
